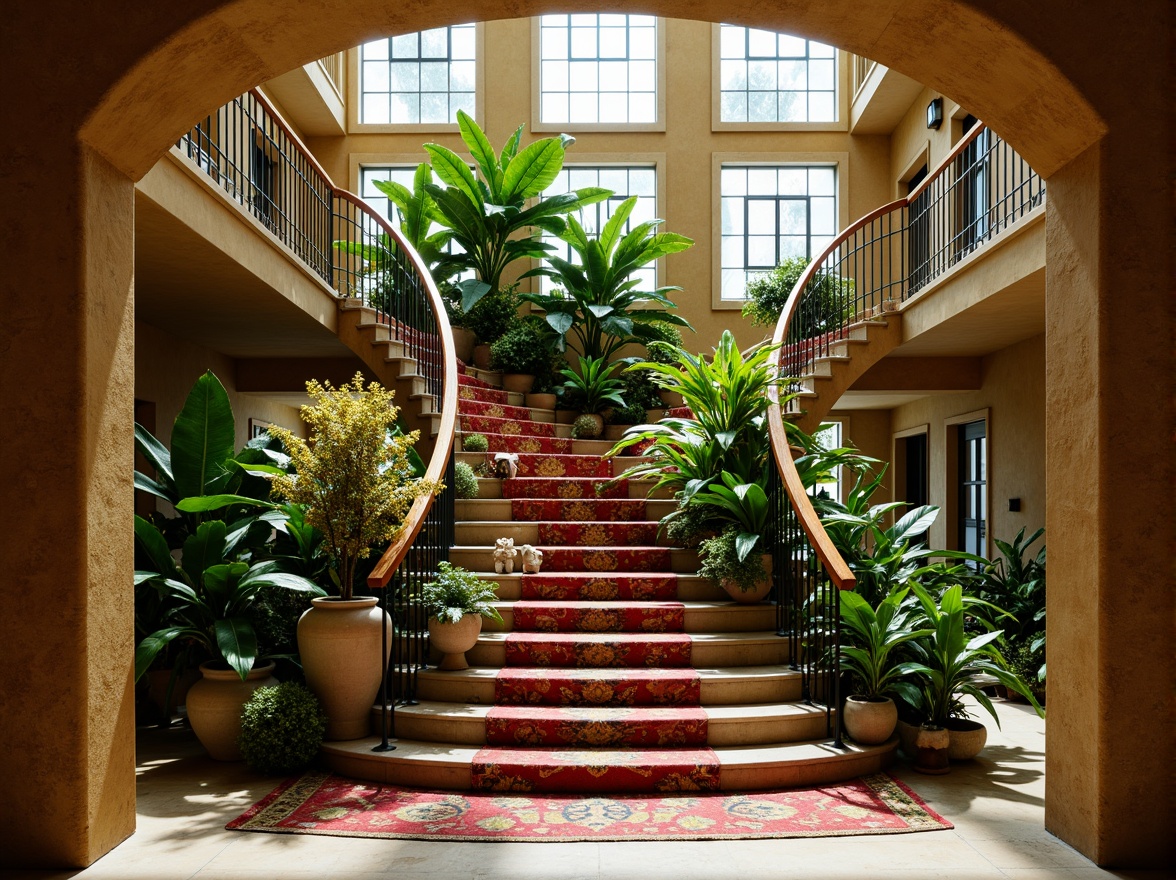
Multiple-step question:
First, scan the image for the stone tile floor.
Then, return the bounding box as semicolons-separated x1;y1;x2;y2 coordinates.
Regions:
5;700;1166;880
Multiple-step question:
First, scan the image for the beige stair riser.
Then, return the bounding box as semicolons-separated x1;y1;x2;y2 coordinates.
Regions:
464;634;789;668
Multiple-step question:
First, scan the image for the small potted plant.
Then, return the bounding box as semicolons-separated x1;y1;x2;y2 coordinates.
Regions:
464;285;521;370
690;471;774;603
558;354;626;437
462;433;489;453
422;562;502;670
453;461;480;499
489;318;552;394
698;528;772;603
838;587;931;745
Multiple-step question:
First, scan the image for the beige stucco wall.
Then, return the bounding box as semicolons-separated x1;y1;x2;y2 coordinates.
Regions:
135;323;307;451
889;334;1044;553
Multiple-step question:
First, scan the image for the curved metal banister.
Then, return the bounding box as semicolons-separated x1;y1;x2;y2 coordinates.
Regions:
764;123;1043;736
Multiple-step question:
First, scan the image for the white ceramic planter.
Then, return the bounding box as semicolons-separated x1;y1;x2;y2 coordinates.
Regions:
843;695;898;745
298;597;391;741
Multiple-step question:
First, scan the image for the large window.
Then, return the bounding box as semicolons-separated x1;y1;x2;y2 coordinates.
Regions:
359;25;476;125
538;14;658;125
537;165;658;293
719;165;837;300
718;25;837;124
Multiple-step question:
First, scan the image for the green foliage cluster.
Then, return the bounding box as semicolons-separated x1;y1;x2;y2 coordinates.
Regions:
422;562;502;625
452;462;480;499
559;355;626;415
490;316;557;376
239;682;327;775
463;284;520;345
571;413;602;439
642;321;685;364
697;530;769;594
462;433;489;453
607;369;662;424
741;257;856;338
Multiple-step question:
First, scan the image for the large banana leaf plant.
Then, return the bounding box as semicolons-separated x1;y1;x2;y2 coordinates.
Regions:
521;196;694;361
423;111;610;311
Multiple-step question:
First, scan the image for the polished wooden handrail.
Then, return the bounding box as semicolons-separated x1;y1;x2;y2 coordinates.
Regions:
242;89;458;591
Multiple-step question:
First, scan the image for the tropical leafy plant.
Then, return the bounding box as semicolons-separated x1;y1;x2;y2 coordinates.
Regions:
839;588;931;702
368;162;451;273
690;471;772;563
133;515;325;681
906;583;1044;726
422;562;502;624
521;196;694;361
697;529;769;594
462;283;520;345
642;320;685;364
268;374;443;600
423;111;610;311
559;355;626;415
977;527;1047;687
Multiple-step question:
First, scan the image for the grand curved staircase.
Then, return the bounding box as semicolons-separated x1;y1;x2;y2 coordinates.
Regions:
320;368;892;791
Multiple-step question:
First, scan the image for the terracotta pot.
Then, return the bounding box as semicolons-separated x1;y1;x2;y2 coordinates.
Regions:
146;666;201;718
428;614;483;671
843;695;898;745
720;554;773;604
185;661;277;761
946;718;988;760
913;724;951;775
897;718;921;758
555;409;577;424
298;596;391;741
452;327;476;364
501;373;535;394
525;392;557;410
659;389;685;408
472;344;493;370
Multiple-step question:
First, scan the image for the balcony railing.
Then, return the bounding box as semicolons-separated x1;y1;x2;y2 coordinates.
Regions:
766;123;1043;738
175;89;457;739
317;53;345;100
852;55;877;99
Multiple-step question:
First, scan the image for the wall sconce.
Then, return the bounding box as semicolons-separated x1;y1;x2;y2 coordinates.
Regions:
926;98;944;130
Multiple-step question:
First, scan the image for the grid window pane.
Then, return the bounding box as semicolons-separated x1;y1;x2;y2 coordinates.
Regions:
720;164;838;300
539;15;658;124
537;165;659;293
359;25;477;125
719;24;838;123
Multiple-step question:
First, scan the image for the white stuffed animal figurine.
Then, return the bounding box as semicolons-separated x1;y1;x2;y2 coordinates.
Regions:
520;544;544;574
492;537;517;574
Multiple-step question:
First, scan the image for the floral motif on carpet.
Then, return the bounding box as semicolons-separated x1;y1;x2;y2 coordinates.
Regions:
493;668;703;706
461;415;554;437
485;707;709;747
228;772;952;840
513;454;613;478
471;747;722;793
520;574;679;601
502;477;629;500
536;547;673;574
461;399;533;420
458;385;508;404
512;602;685;634
510;499;647;522
536;520;660;547
504;633;692;668
484;435;576;455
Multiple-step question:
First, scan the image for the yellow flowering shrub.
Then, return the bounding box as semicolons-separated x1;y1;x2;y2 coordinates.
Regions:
269;373;442;599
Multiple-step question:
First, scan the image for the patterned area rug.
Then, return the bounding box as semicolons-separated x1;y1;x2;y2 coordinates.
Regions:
228;772;952;841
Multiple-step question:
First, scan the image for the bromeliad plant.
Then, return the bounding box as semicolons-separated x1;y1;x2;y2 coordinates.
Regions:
267;373;443;601
521;196;694;361
423;111;610;312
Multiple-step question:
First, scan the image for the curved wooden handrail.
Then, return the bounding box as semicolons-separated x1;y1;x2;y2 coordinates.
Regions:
242;90;459;591
766;121;1031;592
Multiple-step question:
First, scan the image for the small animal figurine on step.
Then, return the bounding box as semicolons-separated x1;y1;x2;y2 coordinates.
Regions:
520;544;543;574
492;537;517;574
493;452;519;479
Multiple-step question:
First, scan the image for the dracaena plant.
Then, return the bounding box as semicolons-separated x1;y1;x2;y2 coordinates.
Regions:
520;196;694;362
558;355;627;415
839;587;932;702
690;471;772;563
423;111;610;311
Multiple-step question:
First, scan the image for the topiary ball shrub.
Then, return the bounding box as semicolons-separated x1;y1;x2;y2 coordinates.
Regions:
462;433;489;453
453;461;480;499
571;413;602;439
239;682;327;775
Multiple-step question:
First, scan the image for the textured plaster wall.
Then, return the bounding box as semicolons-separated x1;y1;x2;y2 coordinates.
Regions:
0;0;1170;869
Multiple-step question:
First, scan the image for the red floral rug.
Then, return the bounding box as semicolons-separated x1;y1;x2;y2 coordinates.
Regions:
493;668;702;706
520;573;680;601
503;476;629;500
512;453;613;478
536;520;660;546
536;546;673;573
228;772;952;841
511;498;647;522
505;633;693;668
512;601;685;633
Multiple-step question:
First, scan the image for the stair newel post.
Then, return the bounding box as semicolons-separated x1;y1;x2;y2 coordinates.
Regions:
372;581;396;753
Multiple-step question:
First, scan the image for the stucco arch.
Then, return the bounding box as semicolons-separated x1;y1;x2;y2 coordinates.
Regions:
81;0;1103;181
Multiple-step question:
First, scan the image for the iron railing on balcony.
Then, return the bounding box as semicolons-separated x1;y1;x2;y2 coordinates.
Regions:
766;123;1042;740
175;88;458;743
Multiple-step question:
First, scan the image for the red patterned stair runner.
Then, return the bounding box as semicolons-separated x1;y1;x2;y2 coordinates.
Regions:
456;383;722;792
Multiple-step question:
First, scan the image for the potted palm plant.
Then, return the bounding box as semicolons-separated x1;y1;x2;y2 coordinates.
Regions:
422;563;502;671
838;588;932;745
268;373;443;741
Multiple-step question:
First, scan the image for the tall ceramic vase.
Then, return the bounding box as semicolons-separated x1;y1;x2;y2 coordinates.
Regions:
298;596;392;741
186;661;278;761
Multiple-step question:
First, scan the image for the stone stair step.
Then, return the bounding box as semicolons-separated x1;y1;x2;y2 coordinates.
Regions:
485;600;775;634
467;630;790;668
455;497;675;521
447;545;700;573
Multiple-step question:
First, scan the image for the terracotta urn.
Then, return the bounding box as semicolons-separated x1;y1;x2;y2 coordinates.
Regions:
185;661;278;761
472;344;493;370
913;724;952;774
843;695;898;745
452;327;476;365
298;596;392;741
428;614;483;670
501;373;535;394
525;392;557;410
946;718;988;760
720;554;773;604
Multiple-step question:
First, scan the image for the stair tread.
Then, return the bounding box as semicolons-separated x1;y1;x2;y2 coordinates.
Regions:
419;664;796;682
480;631;785;644
390;701;825;721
